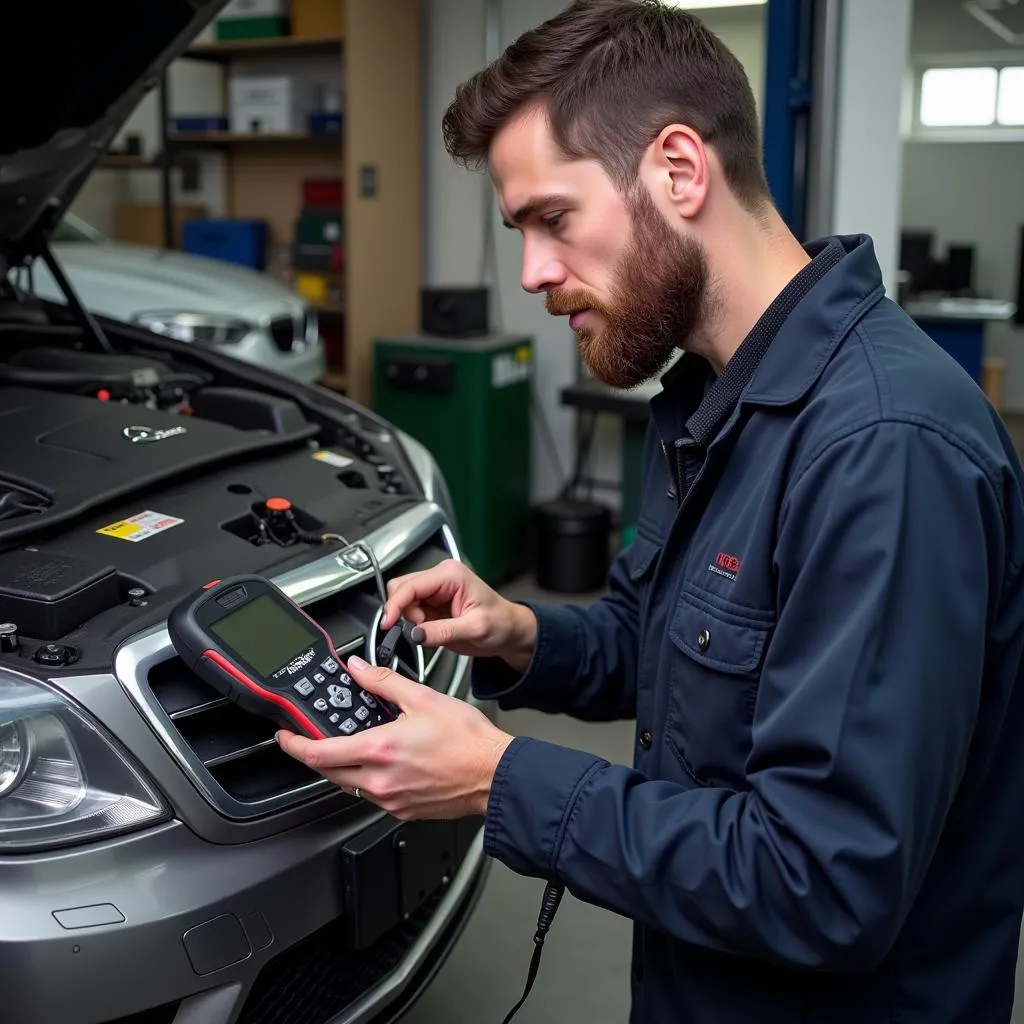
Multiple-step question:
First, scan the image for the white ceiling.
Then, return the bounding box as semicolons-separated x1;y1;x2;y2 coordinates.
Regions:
915;0;1024;45
913;0;1024;54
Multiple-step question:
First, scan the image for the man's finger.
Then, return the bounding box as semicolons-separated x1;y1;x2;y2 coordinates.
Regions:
347;655;423;707
275;728;374;770
380;567;457;628
406;616;464;648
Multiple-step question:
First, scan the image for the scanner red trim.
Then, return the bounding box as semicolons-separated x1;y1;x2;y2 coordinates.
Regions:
201;649;327;740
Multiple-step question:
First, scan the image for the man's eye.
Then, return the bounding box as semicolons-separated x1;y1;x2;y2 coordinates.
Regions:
543;213;565;231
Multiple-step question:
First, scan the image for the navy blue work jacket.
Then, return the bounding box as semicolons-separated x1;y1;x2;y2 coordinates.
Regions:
473;234;1024;1023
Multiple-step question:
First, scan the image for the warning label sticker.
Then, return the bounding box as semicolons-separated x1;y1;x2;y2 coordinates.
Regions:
97;510;184;542
313;449;354;469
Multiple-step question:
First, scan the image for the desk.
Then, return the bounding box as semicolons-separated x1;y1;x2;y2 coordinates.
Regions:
560;378;658;546
903;298;1016;383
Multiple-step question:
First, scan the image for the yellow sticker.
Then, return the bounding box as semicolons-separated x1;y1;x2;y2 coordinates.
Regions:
313;449;354;469
97;510;183;542
97;521;143;539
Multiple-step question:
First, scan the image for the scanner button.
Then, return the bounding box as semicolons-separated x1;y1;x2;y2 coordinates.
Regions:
360;691;377;708
339;718;358;735
321;657;339;675
339;672;352;686
329;713;340;724
354;706;370;722
328;684;353;708
313;698;329;713
313;672;327;685
293;679;314;698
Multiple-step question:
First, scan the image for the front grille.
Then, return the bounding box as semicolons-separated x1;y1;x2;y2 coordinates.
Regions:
268;315;300;353
146;657;333;804
237;890;445;1024
116;511;463;819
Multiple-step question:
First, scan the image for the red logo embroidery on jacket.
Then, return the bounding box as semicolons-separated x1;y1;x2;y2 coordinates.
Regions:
709;551;741;581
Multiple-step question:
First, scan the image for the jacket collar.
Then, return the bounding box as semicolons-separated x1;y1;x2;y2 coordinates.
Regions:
657;233;887;413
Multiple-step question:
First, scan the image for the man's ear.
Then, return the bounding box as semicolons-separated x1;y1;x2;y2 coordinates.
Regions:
643;124;709;221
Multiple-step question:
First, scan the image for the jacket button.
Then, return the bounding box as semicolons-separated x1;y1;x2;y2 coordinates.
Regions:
697;628;711;652
639;729;652;749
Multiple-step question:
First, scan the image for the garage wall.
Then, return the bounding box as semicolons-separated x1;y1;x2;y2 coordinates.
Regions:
899;0;1024;409
829;0;913;296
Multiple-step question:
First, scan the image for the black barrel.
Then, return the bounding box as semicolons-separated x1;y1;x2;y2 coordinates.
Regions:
533;498;612;594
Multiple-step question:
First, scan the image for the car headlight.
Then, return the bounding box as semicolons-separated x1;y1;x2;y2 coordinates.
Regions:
0;675;168;852
134;311;253;347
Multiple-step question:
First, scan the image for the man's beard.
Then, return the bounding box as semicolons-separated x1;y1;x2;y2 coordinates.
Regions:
546;186;711;390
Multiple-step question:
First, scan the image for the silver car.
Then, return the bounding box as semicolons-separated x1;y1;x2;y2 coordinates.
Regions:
0;2;489;1022
26;212;327;386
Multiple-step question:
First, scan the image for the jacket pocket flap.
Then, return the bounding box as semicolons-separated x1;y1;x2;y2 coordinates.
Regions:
625;532;661;581
669;590;771;675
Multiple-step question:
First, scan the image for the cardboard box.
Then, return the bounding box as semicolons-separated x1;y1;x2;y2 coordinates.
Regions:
292;0;345;39
113;203;206;249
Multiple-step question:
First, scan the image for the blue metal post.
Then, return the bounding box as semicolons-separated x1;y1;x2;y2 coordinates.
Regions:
762;0;816;241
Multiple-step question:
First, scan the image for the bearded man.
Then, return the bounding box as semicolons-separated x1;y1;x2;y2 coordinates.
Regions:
278;2;1024;1022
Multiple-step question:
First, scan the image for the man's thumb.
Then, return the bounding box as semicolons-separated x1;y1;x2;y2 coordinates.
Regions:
346;655;419;707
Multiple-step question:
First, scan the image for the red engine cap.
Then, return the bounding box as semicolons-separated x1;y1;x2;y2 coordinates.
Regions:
265;497;291;512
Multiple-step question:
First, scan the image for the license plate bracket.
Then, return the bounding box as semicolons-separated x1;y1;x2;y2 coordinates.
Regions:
340;815;481;949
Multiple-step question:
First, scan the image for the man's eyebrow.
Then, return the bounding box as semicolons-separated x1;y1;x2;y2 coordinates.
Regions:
502;194;573;229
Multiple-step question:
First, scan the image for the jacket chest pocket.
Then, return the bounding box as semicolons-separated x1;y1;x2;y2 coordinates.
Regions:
666;586;773;788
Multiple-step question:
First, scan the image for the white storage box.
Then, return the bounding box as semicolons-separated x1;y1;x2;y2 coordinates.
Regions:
219;0;287;17
229;76;315;134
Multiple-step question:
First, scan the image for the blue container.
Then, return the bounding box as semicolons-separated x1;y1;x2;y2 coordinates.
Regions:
171;115;229;133
181;218;269;270
308;112;342;135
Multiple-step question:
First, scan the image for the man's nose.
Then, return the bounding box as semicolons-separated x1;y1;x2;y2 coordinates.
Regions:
520;238;566;294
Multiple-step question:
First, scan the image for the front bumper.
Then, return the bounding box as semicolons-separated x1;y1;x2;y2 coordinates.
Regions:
0;806;489;1024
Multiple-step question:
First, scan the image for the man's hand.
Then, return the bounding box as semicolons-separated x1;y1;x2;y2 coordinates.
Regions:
381;558;537;673
276;655;515;820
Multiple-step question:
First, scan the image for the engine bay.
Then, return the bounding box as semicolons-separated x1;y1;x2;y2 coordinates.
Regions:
0;329;429;672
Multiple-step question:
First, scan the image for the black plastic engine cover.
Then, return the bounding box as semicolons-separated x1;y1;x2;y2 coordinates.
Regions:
0;386;317;547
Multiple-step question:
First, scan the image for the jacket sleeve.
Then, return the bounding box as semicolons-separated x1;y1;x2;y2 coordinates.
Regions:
482;420;1011;970
469;530;651;721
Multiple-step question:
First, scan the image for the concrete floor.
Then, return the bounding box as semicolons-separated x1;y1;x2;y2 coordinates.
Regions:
400;572;1024;1023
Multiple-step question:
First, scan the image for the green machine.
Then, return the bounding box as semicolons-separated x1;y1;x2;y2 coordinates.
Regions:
372;332;533;584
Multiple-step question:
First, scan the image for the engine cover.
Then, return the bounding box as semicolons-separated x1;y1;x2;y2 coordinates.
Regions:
0;386;318;546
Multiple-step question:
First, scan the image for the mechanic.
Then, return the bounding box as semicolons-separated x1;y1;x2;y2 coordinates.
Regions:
276;1;1024;1021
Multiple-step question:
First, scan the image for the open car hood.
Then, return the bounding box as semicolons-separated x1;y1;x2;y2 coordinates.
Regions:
0;1;228;270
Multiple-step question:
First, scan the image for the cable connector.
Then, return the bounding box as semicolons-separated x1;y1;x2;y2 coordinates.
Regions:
500;881;566;1024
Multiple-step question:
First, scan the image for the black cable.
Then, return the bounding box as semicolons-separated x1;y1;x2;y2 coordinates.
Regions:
500;881;566;1023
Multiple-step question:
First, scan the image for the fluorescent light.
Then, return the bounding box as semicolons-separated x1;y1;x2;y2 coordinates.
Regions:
662;0;767;9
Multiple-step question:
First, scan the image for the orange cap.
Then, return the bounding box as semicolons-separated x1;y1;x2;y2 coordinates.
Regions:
266;497;291;512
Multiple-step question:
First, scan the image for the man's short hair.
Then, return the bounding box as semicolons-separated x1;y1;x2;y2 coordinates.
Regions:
442;0;772;213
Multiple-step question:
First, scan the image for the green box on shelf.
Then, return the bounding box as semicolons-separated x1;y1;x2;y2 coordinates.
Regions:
295;210;343;247
215;15;289;40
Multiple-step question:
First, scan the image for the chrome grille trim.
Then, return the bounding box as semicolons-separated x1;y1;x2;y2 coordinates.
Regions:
114;501;470;820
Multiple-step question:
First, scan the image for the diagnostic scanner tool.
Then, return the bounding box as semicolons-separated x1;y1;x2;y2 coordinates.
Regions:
167;574;394;739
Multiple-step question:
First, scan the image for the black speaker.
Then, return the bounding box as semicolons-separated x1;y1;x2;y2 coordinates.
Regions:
420;286;489;337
